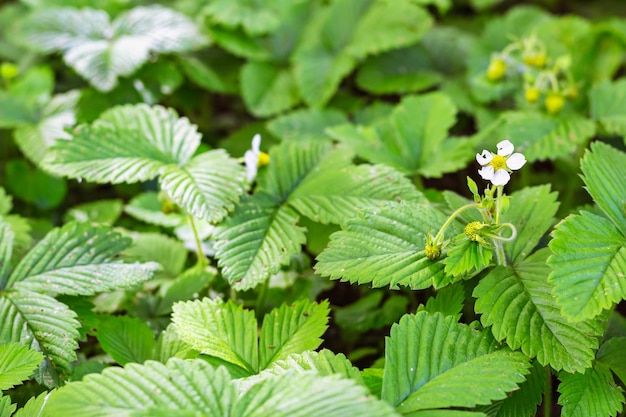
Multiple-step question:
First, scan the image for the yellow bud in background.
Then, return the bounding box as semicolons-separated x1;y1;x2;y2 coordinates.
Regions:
525;87;540;103
545;92;565;114
563;85;578;99
486;58;507;81
523;53;547;68
0;62;19;80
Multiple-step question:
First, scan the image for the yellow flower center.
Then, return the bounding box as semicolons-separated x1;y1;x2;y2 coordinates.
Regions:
491;155;506;170
257;151;270;167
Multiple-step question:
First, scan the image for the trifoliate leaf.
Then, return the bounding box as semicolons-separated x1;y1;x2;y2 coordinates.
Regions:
45;104;201;184
159;149;246;223
316;202;458;290
0;343;43;390
20;6;207;91
548;211;626;321
96;315;155;366
589;79;626;136
475;249;603;373
258;299;329;369
382;311;529;413
213;193;307;291
172;297;259;374
558;363;624;417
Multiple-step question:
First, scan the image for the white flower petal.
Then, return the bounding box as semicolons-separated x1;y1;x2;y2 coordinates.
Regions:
496;139;514;156
478;165;494;180
506;153;527;170
491;169;511;186
476;150;494;165
244;150;259;182
251;133;261;153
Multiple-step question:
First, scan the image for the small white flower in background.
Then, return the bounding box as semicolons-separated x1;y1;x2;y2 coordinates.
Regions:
476;139;527;186
244;134;270;182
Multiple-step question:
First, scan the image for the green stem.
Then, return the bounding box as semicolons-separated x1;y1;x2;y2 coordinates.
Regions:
544;366;552;417
433;203;478;244
188;214;207;266
493;186;507;266
495;186;503;225
255;278;270;319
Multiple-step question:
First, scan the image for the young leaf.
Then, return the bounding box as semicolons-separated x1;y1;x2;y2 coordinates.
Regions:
10;222;159;295
558;363;624;417
315;202;456;290
159;149;246;223
21;6;207;91
474;249;603;373
0;343;43;390
214;193;306;290
548;210;626;321
96;316;156;366
44;104;201;184
258;299;329;369
443;239;493;278
171;297;259;374
382;311;529;413
589;79;626;136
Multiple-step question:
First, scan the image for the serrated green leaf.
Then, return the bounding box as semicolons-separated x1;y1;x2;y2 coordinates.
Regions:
597;337;626;385
443;238;492;278
172;297;258;374
13;90;80;166
548;211;626;321
21;6;206;91
495;112;595;162
13;391;51;417
475;249;603;373
315;202;455;289
0;397;15;417
258;299;329;369
382;311;529;412
558;363;624;417
405;411;486;417
45;104;201;184
214;193;306;291
153;325;197;363
590;79;626;136
46;359;234;416
160;149;246;223
96;315;155;366
421;284;465;320
156;266;215;315
267;108;348;141
65;199;123;225
124;192;185;228
502;185;559;264
356;46;442;95
0;343;44;390
0;222;14;289
580;141;626;234
0;188;12;216
240;61;300;117
288;151;424;224
203;0;283;36
10;222;159;296
0;290;80;378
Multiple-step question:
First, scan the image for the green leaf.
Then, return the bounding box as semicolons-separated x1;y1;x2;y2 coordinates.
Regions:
598;337;626;385
0;397;15;417
548;211;626;321
124;192;185;227
172;297;258;374
0;343;43;390
0;290;80;378
315;202;455;290
177;50;240;95
214;193;306;291
240;61;300;117
267;108;348;142
153;325;197;363
288;150;424;224
502;185;559;264
475;249;603;373
580;141;626;234
156;267;215;315
13;90;80;166
327;93;472;177
203;0;284;36
46;359;234;416
11;222;159;296
495;112;596;162
421;284;466;320
0;188;12;216
45;104;201;184
21;6;207;91
558;363;624;417
382;311;529;412
356;45;442;95
0;222;14;288
159;149;246;223
589;79;626;136
443;238;493;278
65;199;124;225
13;392;51;417
4;159;67;210
258;299;329;369
97;315;155;366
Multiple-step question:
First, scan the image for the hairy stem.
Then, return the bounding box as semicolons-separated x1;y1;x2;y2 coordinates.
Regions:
433;203;478;244
188;214;207;266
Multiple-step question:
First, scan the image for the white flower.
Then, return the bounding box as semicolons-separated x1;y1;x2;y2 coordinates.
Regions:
476;139;526;186
244;134;269;182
